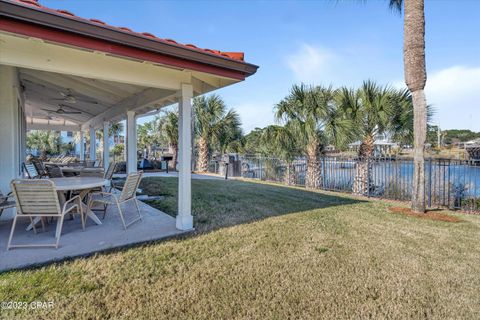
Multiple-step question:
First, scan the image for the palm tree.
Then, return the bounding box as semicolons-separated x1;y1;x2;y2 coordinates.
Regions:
94;122;125;160
344;0;427;210
26;130;61;159
87;122;124;161
217;125;243;154
137;121;158;158
336;80;414;195
109;122;124;144
261;125;299;185
112;144;124;162
136;124;149;158
158;110;179;170
95;130;104;155
242;128;270;155
194;95;241;172
72;131;83;158
275;84;351;189
390;87;434;149
383;0;428;211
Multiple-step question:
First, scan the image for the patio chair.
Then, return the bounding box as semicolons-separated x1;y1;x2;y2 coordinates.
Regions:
85;160;95;168
45;165;64;178
32;159;48;178
7;179;84;249
23;162;40;179
88;162;117;216
104;162;117;192
83;162;115;211
87;171;143;230
61;156;73;164
0;190;15;219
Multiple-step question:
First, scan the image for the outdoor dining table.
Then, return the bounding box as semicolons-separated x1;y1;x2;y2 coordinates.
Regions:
26;177;109;231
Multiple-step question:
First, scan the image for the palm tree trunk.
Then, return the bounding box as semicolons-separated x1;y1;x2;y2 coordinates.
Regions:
353;134;375;195
411;90;427;212
197;137;209;172
170;143;178;171
305;143;322;189
404;0;427;213
285;161;296;186
147;145;152;159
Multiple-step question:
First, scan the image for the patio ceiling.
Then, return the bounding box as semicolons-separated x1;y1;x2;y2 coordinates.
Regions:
20;68;157;130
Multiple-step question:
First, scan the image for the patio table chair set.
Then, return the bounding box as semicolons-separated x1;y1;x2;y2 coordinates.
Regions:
24;158;107;179
4;162;144;250
7;180;84;249
24;161;63;179
40;157;103;171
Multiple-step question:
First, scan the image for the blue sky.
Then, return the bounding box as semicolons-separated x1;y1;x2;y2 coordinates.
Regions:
42;0;480;133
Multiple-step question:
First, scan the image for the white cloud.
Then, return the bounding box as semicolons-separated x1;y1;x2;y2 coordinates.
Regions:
286;44;335;83
235;102;276;133
391;66;480;131
289;47;480;132
425;66;480;131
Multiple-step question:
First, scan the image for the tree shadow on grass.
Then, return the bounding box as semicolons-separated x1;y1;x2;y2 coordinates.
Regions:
0;177;365;273
139;177;366;233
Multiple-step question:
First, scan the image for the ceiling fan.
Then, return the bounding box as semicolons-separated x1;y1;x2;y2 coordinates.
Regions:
35;115;60;121
50;89;98;105
41;104;82;115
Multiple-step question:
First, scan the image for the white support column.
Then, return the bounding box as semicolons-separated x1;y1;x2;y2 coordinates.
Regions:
103;121;110;171
176;83;193;231
177;103;183;172
89;126;96;161
0;65;21;194
79;131;85;161
126;111;137;174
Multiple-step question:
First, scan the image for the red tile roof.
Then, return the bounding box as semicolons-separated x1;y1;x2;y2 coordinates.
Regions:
10;0;246;62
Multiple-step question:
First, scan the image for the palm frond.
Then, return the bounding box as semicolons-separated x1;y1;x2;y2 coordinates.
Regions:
193;94;242;154
335;80;414;151
389;0;403;13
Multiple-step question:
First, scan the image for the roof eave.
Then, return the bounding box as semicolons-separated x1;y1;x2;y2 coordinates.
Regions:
0;0;259;77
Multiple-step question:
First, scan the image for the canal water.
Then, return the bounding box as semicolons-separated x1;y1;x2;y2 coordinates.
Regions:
242;157;480;209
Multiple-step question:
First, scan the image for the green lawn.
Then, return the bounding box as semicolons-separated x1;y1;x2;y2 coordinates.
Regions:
1;177;480;319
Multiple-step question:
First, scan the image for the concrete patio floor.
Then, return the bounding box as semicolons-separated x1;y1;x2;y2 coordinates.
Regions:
0;200;188;272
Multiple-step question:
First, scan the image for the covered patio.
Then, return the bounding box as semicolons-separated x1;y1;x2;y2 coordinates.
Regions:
0;0;257;270
0;197;184;271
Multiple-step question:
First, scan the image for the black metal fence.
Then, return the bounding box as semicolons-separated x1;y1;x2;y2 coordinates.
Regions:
211;155;480;213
